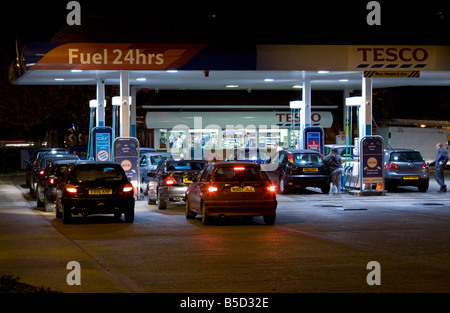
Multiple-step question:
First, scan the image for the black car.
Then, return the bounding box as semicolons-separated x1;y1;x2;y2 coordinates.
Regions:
55;161;135;224
147;159;207;209
35;159;79;212
25;148;68;188
30;153;79;196
267;149;331;194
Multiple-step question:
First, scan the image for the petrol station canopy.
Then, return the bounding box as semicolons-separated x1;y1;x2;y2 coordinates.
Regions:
11;43;450;90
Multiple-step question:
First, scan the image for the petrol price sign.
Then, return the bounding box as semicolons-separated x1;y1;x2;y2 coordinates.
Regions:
361;136;384;184
113;137;140;194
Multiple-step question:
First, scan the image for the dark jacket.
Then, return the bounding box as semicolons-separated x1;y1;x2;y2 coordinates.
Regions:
324;152;342;172
435;148;449;168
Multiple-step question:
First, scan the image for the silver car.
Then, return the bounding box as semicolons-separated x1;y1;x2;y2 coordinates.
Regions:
384;149;429;192
139;152;175;194
147;160;207;210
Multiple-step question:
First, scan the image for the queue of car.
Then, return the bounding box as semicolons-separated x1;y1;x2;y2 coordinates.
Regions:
24;143;433;225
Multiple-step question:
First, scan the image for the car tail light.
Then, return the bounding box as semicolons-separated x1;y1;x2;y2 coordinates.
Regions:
164;174;177;185
39;170;45;175
66;185;77;193
49;178;55;185
267;185;277;192
421;162;428;170
234;167;245;171
385;162;398;170
123;184;133;192
208;186;218;192
287;154;294;163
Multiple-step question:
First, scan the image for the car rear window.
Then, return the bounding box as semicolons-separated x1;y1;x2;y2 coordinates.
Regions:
150;154;172;165
166;162;205;171
390;152;424;162
236;149;270;161
214;166;266;181
74;165;124;182
292;153;324;163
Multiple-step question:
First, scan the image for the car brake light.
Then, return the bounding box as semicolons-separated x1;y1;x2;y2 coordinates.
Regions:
234;167;245;171
66;185;77;193
208;186;218;192
385;162;399;170
267;185;276;192
39;170;45;175
287;154;294;163
165;174;177;185
49;178;55;184
123;184;133;192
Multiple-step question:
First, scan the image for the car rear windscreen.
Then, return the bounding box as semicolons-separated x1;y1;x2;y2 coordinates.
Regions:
390;152;424;162
214;166;266;181
292;153;324;163
74;165;124;182
166;162;205;171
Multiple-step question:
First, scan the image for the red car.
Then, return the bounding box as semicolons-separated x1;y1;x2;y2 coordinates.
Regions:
185;162;277;225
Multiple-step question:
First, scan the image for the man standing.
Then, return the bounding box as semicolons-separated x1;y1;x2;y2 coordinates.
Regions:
431;143;449;193
324;148;344;194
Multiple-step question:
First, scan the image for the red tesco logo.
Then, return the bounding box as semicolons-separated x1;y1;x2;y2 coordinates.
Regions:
357;47;428;62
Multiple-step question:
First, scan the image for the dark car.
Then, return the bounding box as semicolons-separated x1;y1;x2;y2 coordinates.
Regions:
384;148;429;192
35;159;79;212
139;152;178;195
267;149;331;194
185;161;277;225
227;148;271;164
25;148;68;187
30;153;79;196
55;161;135;224
147;159;207;210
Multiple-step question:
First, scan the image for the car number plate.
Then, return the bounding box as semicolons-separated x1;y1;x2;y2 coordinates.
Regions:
88;189;112;195
231;186;255;192
403;176;419;180
303;167;318;172
183;178;192;184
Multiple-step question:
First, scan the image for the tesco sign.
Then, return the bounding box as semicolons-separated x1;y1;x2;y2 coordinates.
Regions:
357;47;429;62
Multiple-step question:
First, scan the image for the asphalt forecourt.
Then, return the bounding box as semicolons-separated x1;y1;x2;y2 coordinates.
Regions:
1;173;449;310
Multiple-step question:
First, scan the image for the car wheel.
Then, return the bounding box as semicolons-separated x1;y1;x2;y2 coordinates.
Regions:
279;177;290;194
124;201;135;223
44;191;54;212
418;182;429;192
157;191;167;210
321;184;330;194
201;203;211;225
62;201;72;224
263;214;276;225
185;199;196;219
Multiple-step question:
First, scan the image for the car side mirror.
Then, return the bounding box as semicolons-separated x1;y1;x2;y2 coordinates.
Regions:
147;171;155;177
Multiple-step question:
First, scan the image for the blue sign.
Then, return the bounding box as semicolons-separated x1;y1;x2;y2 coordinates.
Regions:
91;127;113;162
303;126;324;154
113;137;140;193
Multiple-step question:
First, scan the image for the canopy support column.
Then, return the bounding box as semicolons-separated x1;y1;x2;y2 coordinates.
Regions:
359;75;373;138
96;78;105;127
120;71;130;137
